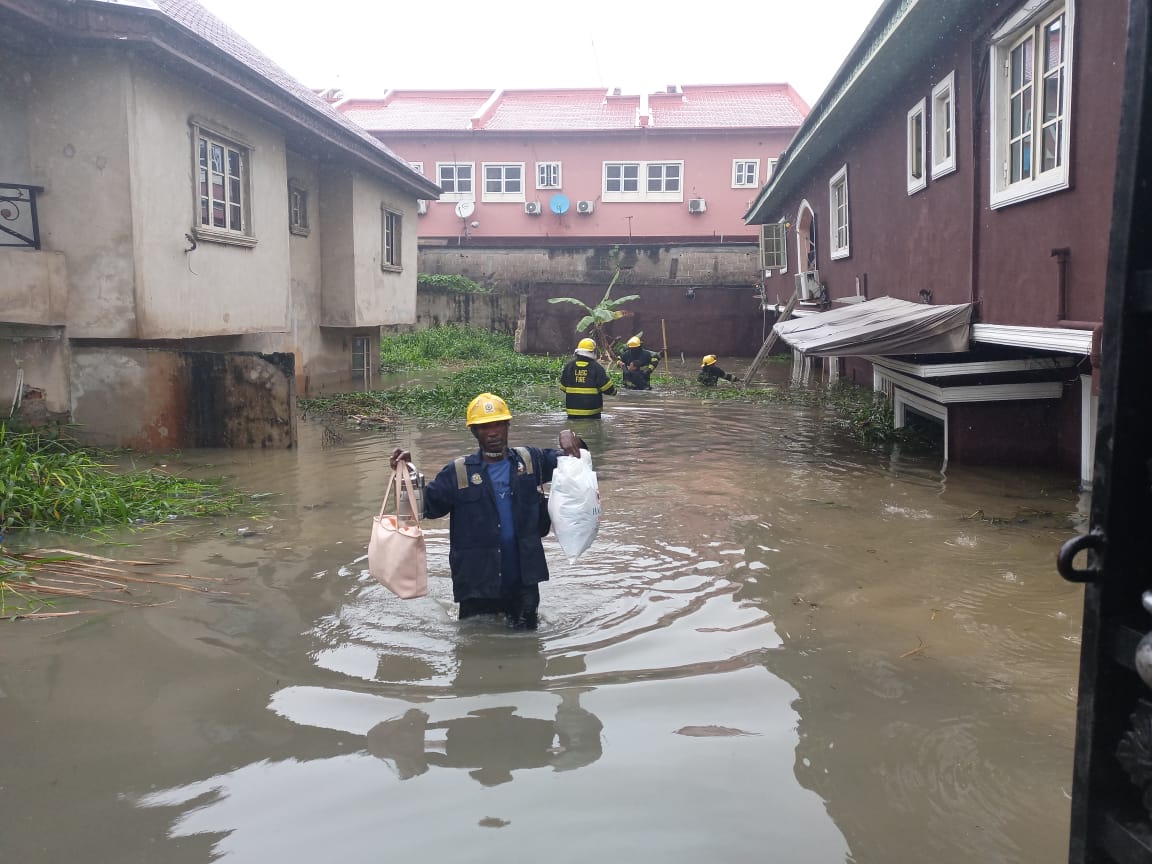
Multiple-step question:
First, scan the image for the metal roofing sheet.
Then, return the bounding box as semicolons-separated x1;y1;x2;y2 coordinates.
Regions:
773;296;973;356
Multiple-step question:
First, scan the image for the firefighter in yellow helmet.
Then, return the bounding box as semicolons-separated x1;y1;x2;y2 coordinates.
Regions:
616;335;660;390
698;354;740;387
559;338;617;418
390;393;586;630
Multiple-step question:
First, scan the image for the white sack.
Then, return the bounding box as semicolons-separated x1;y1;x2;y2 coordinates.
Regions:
548;450;600;563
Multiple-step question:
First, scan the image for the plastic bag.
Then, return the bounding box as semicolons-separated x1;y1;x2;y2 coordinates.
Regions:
548;450;600;563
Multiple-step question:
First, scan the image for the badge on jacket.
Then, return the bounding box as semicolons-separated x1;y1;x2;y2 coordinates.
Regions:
470;473;483;485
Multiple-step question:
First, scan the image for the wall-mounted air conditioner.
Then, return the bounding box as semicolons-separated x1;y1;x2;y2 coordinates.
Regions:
688;198;707;213
524;201;542;215
416;199;429;215
795;270;822;301
576;200;595;214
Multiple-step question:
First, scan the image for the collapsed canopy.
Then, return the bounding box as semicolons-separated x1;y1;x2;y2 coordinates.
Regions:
772;296;973;357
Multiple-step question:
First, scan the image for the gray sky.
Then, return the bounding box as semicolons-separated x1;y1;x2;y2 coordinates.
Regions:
196;0;886;107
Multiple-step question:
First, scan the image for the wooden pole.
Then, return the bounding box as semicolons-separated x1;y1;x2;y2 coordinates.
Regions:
742;289;800;390
661;318;669;376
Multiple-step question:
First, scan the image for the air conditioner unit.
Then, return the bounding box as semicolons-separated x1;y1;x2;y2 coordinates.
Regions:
576;200;595;214
524;201;542;215
416;199;429;215
688;198;707;213
795;270;822;301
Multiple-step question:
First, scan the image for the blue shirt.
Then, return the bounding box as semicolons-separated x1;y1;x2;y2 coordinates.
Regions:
486;457;521;593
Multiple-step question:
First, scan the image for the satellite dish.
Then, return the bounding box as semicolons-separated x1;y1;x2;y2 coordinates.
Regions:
454;200;475;219
550;194;570;215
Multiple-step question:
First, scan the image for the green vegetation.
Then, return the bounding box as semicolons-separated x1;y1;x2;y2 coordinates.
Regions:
378;324;520;372
417;273;490;294
547;269;640;362
0;426;243;533
301;326;569;420
310;325;920;447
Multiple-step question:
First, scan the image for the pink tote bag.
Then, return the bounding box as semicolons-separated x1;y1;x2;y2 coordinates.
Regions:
368;464;428;599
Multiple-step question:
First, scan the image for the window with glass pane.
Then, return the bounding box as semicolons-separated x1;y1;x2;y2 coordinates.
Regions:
733;160;759;187
537;162;561;188
198;133;246;233
829;165;849;258
382;209;401;269
1040;13;1065;172
1009;32;1035;183
760;222;788;270
605;163;640;193
485;164;522;194
289;183;308;235
439;164;472;195
647;163;680;193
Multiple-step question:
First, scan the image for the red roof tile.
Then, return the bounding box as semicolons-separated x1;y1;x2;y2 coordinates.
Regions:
649;84;808;129
338;85;807;133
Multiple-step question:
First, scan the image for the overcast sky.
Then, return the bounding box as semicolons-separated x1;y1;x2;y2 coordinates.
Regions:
196;0;886;107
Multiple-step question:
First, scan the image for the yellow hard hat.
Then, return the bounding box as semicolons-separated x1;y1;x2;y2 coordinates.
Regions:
703;354;717;366
626;336;642;348
466;392;512;426
577;338;597;352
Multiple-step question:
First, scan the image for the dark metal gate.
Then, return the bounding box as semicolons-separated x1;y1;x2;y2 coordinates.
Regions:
1057;1;1152;860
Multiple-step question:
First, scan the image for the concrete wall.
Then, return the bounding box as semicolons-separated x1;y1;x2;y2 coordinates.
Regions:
1;251;68;325
71;347;296;449
382;289;523;336
420;242;760;291
26;49;138;338
130;58;291;338
0;325;70;419
0;48;32;181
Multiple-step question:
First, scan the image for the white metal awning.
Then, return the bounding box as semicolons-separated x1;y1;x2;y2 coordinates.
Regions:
772;296;973;357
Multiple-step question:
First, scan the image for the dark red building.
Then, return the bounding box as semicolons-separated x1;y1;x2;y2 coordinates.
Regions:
746;0;1118;483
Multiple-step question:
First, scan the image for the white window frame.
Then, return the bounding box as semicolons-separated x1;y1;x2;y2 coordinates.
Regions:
988;0;1074;209
732;159;760;188
381;207;402;271
191;119;255;247
536;161;562;190
603;160;684;202
931;72;957;178
829;165;850;260
408;161;424;175
481;162;525;202
436;162;474;202
907;99;927;195
767;158;778;181
760;221;788;271
288;179;309;237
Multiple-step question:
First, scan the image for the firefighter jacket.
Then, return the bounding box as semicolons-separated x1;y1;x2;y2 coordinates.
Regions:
698;364;737;386
560;357;617;417
423;446;560;602
619;346;659;372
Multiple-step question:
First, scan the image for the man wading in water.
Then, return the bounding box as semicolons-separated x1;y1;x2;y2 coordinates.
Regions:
390;393;586;630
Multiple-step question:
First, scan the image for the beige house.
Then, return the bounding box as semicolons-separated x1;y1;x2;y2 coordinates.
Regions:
0;0;439;448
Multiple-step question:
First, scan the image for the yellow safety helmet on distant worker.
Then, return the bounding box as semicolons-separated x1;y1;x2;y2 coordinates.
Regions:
577;338;597;352
626;336;642;348
466;392;512;426
702;354;717;366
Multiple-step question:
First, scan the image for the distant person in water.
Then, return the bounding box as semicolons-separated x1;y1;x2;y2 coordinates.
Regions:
616;335;660;390
698;354;740;387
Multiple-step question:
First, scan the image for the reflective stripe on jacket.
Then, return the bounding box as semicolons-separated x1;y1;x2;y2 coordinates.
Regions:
560;358;617;417
423;446;561;601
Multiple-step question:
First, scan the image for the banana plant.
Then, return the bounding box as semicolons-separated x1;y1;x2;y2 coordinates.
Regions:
547;269;640;362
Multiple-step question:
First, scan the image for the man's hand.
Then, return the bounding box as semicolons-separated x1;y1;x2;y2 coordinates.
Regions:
389;447;412;471
558;429;581;458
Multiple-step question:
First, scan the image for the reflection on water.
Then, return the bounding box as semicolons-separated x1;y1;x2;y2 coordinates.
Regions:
0;384;1084;863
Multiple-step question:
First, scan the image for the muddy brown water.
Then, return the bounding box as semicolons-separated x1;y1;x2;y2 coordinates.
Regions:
1;376;1085;863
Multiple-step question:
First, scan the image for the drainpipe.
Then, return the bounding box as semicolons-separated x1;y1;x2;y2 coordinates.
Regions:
1052;247;1070;319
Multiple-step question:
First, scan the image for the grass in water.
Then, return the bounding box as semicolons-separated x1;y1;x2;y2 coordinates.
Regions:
379;325;521;372
0;426;244;533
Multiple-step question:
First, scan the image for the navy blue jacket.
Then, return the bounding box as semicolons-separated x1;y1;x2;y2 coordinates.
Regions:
424;446;562;602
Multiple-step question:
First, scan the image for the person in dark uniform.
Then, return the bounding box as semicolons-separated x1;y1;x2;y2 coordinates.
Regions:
559;338;617;418
698;354;740;387
389;393;585;630
616;335;660;390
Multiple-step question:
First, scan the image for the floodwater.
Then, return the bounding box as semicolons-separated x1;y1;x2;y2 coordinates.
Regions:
1;375;1086;863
